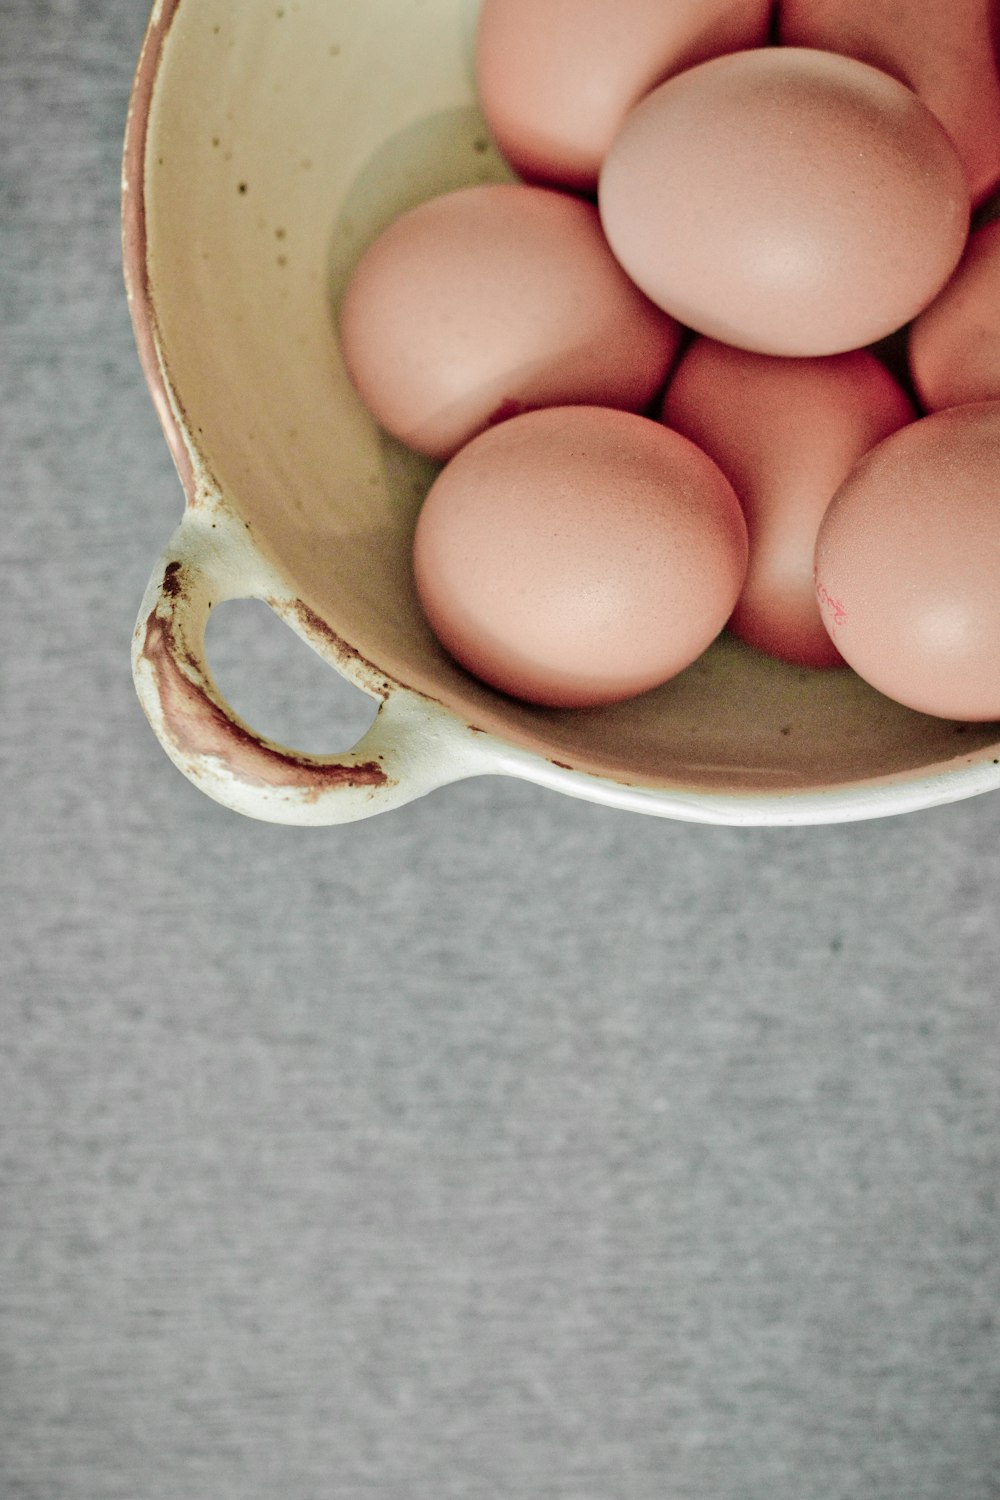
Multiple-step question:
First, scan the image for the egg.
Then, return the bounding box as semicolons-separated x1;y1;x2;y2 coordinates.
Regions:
598;48;971;357
778;0;1000;205
337;183;680;461
474;0;771;193
412;406;748;708
661;340;915;667
909;219;1000;412
814;401;1000;721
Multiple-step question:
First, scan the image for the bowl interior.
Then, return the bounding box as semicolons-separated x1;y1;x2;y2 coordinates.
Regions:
141;0;1000;793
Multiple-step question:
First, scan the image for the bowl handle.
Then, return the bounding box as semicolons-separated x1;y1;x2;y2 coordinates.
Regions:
131;510;491;823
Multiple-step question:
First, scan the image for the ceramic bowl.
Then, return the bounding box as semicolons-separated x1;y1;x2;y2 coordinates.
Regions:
123;0;1000;825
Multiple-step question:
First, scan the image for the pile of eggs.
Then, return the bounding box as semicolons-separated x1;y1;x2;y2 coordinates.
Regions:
338;0;1000;720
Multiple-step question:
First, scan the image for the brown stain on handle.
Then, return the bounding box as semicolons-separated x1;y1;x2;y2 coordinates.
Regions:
139;604;390;795
282;598;386;680
160;559;185;599
281;597;458;713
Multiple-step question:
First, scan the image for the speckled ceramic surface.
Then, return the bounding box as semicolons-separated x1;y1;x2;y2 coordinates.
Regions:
124;0;1000;824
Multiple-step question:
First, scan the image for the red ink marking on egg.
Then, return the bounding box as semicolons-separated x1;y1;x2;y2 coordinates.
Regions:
815;577;848;629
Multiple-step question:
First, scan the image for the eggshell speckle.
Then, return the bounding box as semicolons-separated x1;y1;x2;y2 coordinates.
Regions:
598;48;971;356
662;340;915;666
338;183;680;461
474;0;771;192
413;406;748;708
909;219;1000;411
814;402;1000;721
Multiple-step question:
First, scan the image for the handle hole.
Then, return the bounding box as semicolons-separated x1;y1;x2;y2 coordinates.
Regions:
204;598;379;756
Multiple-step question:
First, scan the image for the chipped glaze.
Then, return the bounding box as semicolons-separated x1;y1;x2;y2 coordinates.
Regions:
124;0;1000;824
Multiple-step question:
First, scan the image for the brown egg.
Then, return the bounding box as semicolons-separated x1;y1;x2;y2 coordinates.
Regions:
413;406;748;708
814;402;1000;721
909;220;1000;411
598;48;971;357
474;0;771;193
779;0;1000;206
337;184;680;462
662;340;915;667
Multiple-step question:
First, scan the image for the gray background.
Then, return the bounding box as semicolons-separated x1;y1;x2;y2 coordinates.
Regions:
3;2;998;1496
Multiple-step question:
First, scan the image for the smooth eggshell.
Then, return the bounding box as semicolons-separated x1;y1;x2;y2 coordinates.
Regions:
814;401;1000;720
338;183;680;461
779;0;1000;205
474;0;771;193
598;48;971;357
662;340;915;667
413;406;748;708
909;219;1000;411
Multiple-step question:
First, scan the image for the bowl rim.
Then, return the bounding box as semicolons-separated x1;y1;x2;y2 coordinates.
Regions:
122;0;196;502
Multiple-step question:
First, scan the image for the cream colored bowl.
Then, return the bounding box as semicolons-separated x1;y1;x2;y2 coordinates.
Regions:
124;0;1000;825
